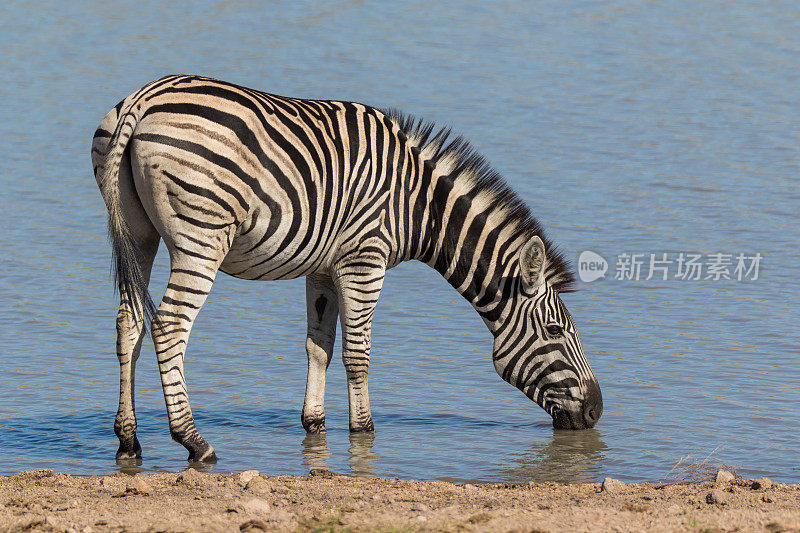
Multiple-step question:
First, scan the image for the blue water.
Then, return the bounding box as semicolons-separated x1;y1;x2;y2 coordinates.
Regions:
0;1;798;483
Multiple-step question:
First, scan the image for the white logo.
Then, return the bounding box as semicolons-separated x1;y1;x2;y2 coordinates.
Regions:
578;251;608;283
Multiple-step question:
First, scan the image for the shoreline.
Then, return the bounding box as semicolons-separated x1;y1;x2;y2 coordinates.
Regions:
1;469;798;532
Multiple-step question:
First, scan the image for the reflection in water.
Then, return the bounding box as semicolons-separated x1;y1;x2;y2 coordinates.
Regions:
301;433;331;471
347;432;380;477
187;460;216;474
500;429;608;484
116;457;216;476
116;458;144;475
301;432;381;477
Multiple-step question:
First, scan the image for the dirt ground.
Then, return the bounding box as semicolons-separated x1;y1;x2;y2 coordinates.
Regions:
0;469;798;532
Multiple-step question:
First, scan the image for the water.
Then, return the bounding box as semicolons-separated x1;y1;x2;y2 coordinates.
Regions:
0;1;798;483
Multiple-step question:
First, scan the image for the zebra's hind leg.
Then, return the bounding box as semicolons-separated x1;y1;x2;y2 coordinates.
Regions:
302;274;338;433
114;237;159;461
152;255;220;463
334;262;386;432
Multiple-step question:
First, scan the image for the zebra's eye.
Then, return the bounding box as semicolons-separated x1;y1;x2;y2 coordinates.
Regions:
546;324;563;336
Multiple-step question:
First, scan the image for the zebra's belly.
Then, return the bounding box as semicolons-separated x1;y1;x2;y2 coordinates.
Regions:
219;225;332;281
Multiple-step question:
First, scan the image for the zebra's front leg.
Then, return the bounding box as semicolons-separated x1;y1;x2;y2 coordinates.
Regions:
152;259;219;463
335;264;386;432
302;274;338;433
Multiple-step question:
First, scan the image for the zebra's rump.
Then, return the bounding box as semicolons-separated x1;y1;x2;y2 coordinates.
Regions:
117;75;396;281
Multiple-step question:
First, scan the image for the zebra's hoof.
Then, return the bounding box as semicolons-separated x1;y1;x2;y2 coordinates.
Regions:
186;443;217;464
115;437;142;461
349;419;375;433
302;415;327;434
189;450;217;464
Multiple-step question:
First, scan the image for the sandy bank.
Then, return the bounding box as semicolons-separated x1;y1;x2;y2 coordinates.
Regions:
0;469;798;532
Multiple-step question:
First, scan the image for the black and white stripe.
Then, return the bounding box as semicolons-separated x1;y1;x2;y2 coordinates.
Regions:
92;75;601;463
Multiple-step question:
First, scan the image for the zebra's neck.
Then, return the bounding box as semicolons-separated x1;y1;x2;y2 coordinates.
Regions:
388;111;576;327
409;163;527;329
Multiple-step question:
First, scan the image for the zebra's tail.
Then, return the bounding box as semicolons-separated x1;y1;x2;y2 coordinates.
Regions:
97;106;158;329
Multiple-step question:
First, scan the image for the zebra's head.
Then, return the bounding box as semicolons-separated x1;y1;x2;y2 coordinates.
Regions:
491;235;602;430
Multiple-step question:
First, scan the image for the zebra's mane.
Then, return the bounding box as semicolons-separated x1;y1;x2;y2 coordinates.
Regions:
384;109;576;293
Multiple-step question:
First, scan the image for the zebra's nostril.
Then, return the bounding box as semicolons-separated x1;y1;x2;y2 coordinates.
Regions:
581;404;599;428
581;379;603;428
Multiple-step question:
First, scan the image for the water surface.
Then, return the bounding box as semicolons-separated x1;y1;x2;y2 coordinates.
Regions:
0;1;798;483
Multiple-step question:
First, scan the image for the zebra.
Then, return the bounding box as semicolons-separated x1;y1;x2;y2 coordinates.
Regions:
92;74;602;463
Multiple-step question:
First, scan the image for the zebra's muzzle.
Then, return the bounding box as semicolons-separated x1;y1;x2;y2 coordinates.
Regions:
552;380;603;430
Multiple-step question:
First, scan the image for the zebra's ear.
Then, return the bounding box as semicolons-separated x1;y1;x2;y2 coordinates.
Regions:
519;235;547;290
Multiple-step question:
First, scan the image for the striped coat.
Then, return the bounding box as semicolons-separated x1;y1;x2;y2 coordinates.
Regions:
93;75;601;463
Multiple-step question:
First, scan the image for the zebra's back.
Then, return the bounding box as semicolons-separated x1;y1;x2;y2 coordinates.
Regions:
101;74;406;281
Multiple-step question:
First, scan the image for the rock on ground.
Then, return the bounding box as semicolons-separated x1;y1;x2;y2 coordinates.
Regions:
238;470;260;487
176;468;203;487
601;477;626;493
706;489;728;505
752;477;773;490
715;469;735;485
124;476;151;495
